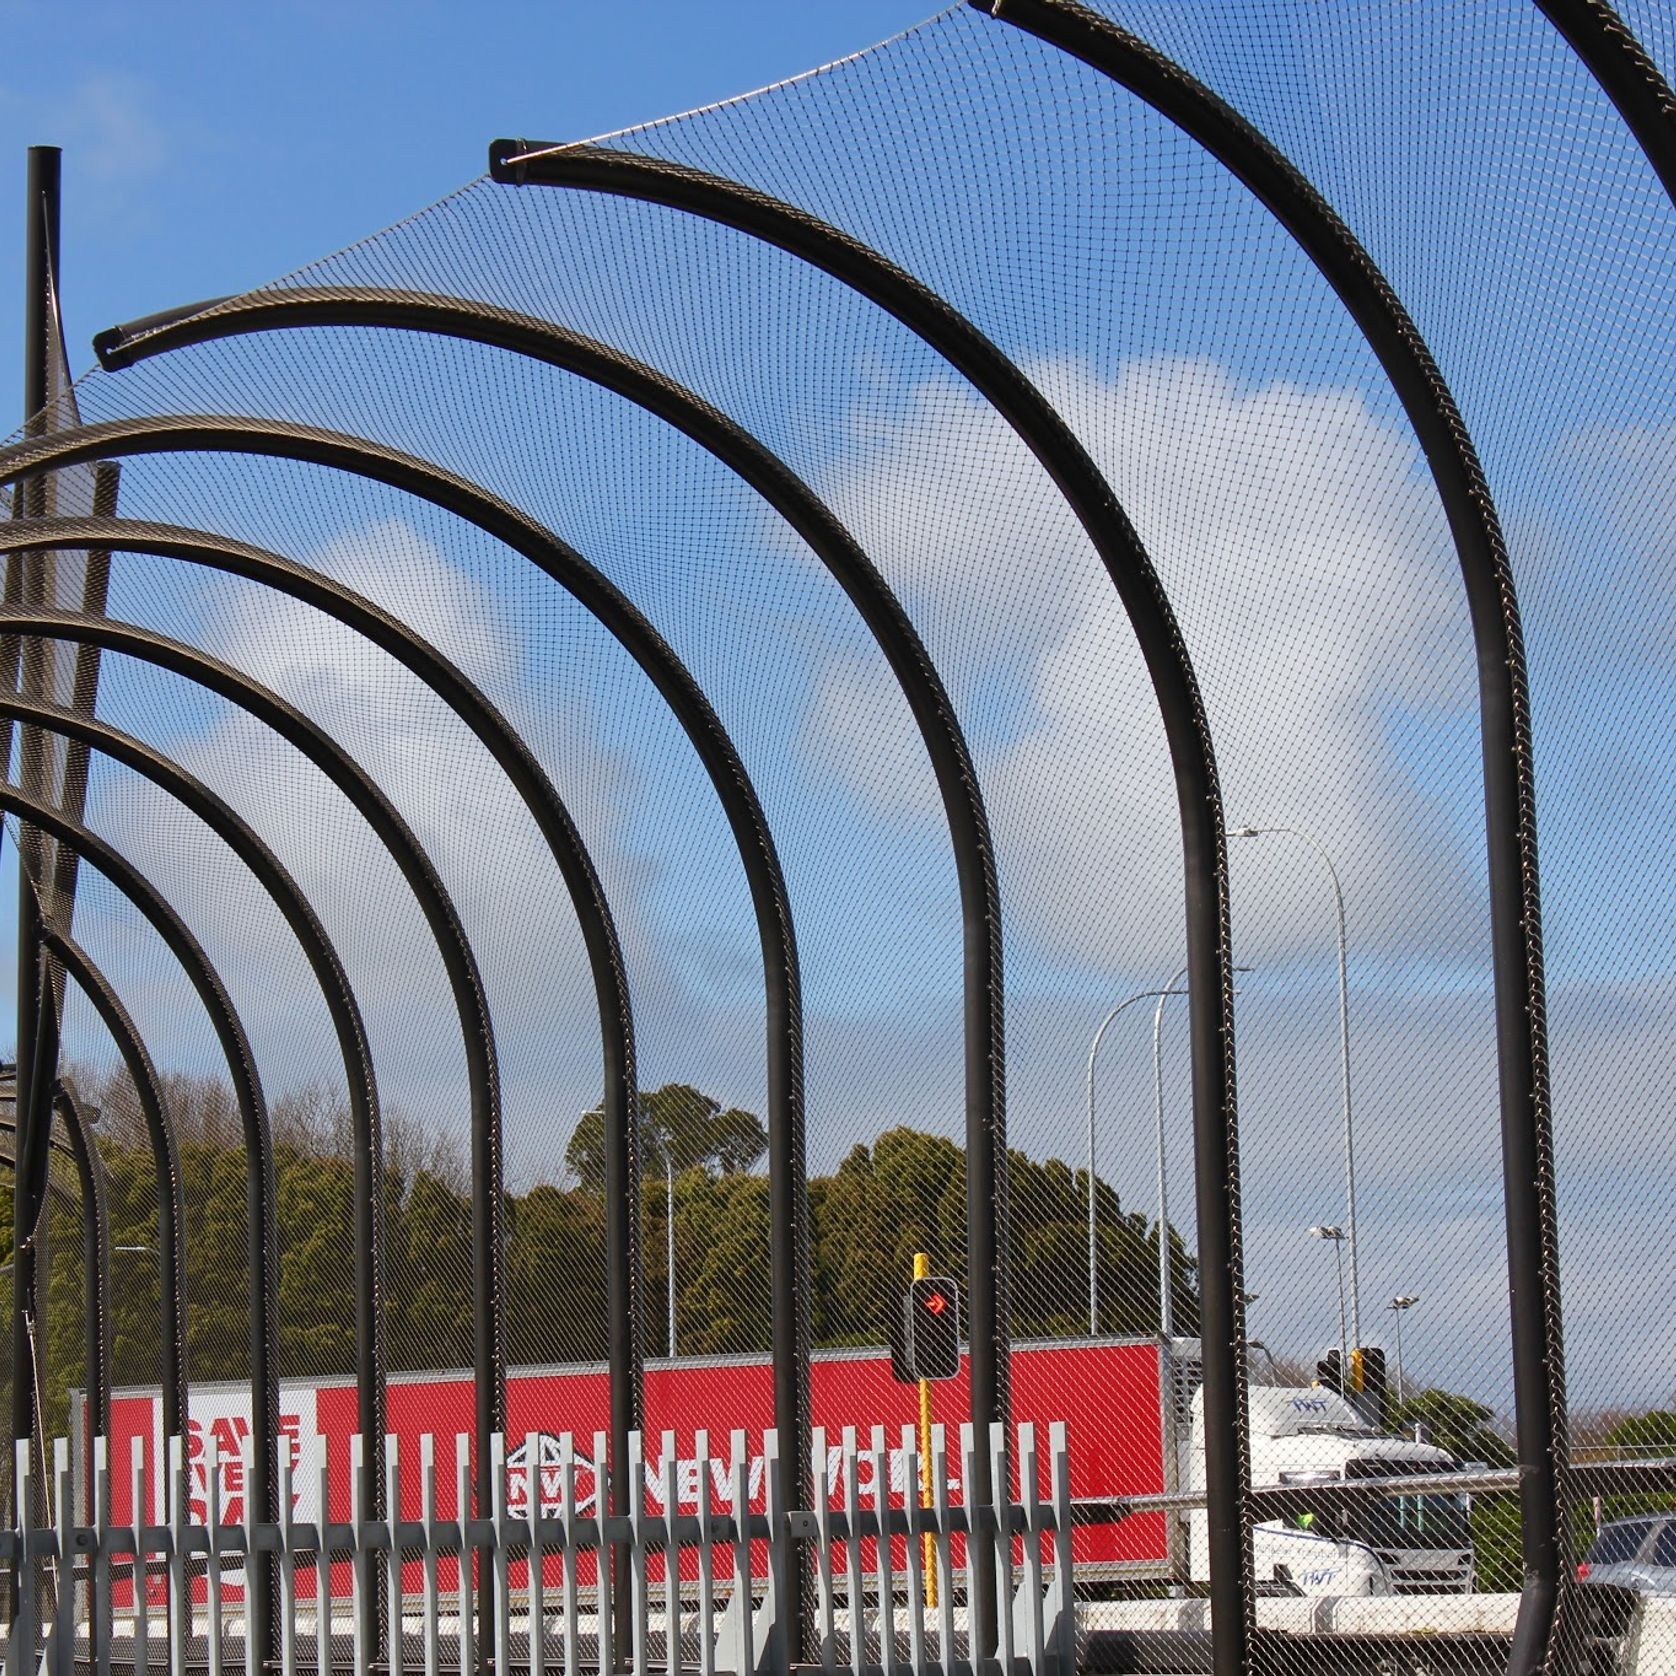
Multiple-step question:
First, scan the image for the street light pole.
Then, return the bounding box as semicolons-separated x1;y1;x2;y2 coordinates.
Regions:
1153;968;1190;1340
1309;1225;1349;1389
1389;1294;1419;1405
664;1142;676;1359
1235;825;1360;1352
1151;963;1253;1340
1085;988;1179;1334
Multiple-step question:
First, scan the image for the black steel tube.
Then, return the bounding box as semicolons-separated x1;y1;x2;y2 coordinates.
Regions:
1;512;638;1534
1;687;385;1654
0;599;497;1645
0;419;798;1624
964;6;1564;1667
90;286;1012;1650
48;1084;110;1445
37;925;187;1440
45;460;122;1006
0;781;277;1662
485;139;1242;1660
1536;0;1676;206
12;146;62;1541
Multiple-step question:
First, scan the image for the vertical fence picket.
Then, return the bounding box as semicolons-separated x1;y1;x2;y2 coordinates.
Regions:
166;1434;187;1676
17;1438;37;1674
205;1433;223;1676
729;1430;753;1676
351;1433;368;1676
491;1433;512;1676
526;1428;546;1676
841;1427;863;1676
898;1425;924;1675
454;1433;473;1676
558;1433;579;1676
694;1429;715;1676
51;1436;73;1676
869;1426;896;1676
93;1434;111;1676
960;1422;980;1672
762;1430;785;1672
130;1435;147;1676
277;1436;296;1676
243;1432;258;1676
989;1423;1014;1676
661;1430;681;1673
810;1426;834;1672
421;1434;440;1676
593;1431;613;1676
627;1430;648;1673
1017;1424;1044;1676
387;1435;404;1676
1049;1423;1073;1674
317;1435;333;1676
929;1426;954;1667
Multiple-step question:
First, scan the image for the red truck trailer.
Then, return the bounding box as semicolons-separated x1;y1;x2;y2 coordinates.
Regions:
82;1335;1174;1603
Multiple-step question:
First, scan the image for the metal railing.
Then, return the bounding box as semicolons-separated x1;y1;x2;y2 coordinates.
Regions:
3;1420;1074;1675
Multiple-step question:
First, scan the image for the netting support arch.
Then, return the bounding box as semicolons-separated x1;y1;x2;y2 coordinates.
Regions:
47;1082;111;1444
0;780;279;1666
1535;0;1676;204
0;1081;111;1442
969;3;1568;1665
95;283;1023;1655
1;510;648;1575
0;414;803;1644
0;592;500;1524
486;137;1247;1665
37;921;187;1443
0;682;391;1658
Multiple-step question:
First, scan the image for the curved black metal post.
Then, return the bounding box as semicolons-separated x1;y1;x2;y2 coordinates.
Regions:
483;140;1241;1659
1;512;639;1533
0;1092;107;1432
0;782;278;1664
1535;0;1676;205
964;5;1564;1665
0;419;797;1601
92;287;1010;1648
1;686;386;1652
38;924;187;1440
48;1084;111;1444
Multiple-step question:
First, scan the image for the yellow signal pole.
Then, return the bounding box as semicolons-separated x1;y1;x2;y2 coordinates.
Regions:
914;1250;936;1607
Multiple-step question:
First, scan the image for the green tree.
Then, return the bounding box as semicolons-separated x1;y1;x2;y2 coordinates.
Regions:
566;1084;767;1191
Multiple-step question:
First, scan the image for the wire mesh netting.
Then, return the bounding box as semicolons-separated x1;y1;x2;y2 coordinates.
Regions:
1;1;1673;1668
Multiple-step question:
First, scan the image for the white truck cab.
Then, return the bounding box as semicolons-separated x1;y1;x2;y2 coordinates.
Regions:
1177;1345;1474;1597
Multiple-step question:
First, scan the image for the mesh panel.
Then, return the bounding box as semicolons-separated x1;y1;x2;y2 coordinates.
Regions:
1;2;1669;1664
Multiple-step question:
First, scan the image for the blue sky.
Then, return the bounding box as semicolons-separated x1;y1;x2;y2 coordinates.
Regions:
0;0;936;406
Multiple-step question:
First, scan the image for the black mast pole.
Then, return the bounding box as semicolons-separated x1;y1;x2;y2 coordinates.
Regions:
10;152;61;1612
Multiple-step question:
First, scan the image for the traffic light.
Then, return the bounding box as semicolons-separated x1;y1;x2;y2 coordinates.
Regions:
1354;1346;1388;1425
1315;1349;1342;1393
906;1275;962;1381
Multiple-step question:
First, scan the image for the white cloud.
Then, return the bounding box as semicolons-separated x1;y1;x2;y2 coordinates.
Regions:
803;354;1482;974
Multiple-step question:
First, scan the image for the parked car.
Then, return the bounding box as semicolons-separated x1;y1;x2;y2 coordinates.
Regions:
1577;1514;1676;1594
